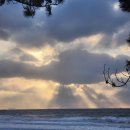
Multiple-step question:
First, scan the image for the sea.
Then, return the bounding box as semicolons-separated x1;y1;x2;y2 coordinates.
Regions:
0;109;130;130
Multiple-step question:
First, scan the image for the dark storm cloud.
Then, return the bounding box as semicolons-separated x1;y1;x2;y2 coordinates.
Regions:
0;60;38;78
0;0;130;47
41;49;128;84
48;85;86;108
43;0;130;43
0;5;31;30
0;5;34;44
0;5;49;47
0;49;128;84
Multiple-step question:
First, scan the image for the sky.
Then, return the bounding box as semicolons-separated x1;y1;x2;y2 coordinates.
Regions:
0;0;130;109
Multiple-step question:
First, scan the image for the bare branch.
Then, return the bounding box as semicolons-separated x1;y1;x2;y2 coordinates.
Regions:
103;63;130;87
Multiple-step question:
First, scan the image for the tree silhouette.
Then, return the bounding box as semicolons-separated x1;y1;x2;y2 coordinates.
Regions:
119;0;130;46
0;0;5;6
103;62;130;87
103;0;130;87
0;0;64;17
119;0;130;12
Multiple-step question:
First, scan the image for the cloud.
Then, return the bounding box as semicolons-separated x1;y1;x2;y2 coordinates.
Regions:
48;85;86;108
0;29;10;40
0;5;35;45
19;53;38;62
43;0;130;43
115;85;130;104
0;0;130;48
82;86;116;108
3;47;38;62
0;49;128;84
97;23;130;48
0;60;38;78
41;49;128;84
0;5;31;30
0;90;45;109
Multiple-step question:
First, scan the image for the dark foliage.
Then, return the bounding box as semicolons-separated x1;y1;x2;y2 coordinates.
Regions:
0;0;5;6
0;0;64;17
119;0;130;12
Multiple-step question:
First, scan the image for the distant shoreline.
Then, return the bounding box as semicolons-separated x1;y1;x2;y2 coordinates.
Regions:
0;108;130;111
0;108;129;117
